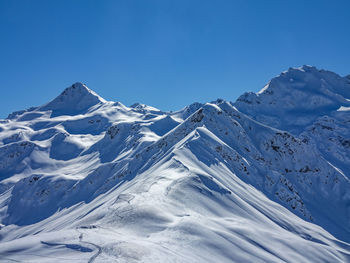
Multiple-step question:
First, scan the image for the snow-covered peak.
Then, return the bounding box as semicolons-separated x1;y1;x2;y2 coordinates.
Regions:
235;65;350;133
130;103;161;113
39;82;106;116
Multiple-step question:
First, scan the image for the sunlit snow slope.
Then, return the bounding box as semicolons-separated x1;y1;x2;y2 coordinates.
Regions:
0;68;350;262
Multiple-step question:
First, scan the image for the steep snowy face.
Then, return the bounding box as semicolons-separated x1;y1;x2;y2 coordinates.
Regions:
234;65;350;182
39;82;106;116
235;65;350;133
0;69;350;262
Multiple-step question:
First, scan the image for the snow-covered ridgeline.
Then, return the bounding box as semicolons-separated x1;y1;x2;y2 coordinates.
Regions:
0;67;349;262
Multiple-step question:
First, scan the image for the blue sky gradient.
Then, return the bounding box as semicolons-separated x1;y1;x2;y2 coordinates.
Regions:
1;0;350;117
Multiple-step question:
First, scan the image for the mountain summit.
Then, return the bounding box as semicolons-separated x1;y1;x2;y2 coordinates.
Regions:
235;65;350;133
0;67;349;262
39;82;106;116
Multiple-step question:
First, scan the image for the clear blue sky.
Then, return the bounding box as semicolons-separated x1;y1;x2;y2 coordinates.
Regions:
1;0;350;117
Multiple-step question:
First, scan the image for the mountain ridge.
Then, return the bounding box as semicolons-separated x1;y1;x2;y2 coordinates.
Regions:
0;66;349;262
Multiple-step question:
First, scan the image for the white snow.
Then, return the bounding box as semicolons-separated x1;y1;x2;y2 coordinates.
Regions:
0;68;349;262
338;106;350;111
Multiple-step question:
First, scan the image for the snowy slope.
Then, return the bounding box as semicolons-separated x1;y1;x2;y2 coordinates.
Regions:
0;67;350;262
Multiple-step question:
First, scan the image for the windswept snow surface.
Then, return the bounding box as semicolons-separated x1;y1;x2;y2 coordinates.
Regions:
0;68;350;262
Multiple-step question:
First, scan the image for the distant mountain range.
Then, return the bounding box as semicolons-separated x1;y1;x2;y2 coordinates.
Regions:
0;65;349;262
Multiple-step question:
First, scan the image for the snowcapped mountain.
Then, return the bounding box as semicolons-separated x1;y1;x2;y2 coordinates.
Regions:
0;66;349;262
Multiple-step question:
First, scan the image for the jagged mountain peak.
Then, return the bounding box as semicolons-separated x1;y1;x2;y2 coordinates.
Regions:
39;82;106;115
130;103;162;113
52;82;105;103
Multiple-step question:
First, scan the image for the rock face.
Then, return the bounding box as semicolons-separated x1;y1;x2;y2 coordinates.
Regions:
0;66;349;262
